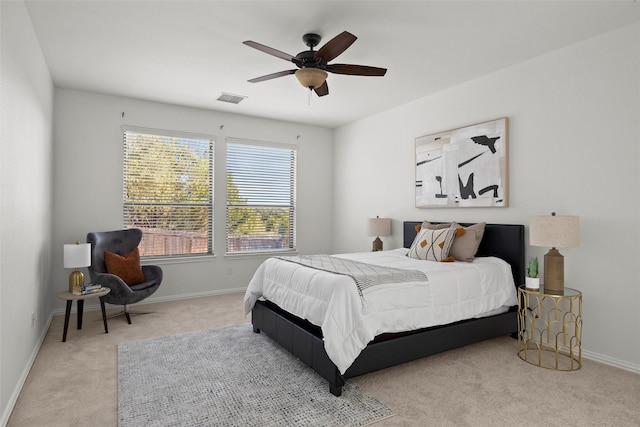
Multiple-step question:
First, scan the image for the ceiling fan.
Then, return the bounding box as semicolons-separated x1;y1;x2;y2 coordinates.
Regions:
243;31;387;97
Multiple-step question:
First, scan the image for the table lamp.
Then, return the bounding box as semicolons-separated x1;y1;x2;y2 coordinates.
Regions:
368;216;391;251
529;213;579;294
64;242;91;293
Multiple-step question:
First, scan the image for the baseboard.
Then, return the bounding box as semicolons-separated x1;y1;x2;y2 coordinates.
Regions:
1;313;53;427
51;287;247;316
139;287;248;305
583;349;640;374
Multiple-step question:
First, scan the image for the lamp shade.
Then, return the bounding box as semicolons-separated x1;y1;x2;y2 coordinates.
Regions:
368;217;391;237
295;68;328;89
63;243;91;268
529;215;579;248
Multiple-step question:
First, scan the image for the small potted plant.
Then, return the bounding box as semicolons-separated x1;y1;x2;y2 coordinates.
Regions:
526;257;540;290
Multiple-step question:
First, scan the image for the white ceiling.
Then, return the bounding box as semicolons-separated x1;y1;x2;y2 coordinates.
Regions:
24;1;640;128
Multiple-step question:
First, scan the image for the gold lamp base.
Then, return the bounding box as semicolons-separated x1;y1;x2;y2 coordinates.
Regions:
543;247;564;294
69;269;84;293
372;237;383;252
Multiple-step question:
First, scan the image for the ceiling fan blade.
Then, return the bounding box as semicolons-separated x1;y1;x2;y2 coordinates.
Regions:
314;31;357;63
314;81;329;97
243;41;301;64
248;69;296;83
326;64;387;76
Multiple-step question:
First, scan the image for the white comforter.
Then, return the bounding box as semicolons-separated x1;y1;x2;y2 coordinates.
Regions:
244;248;517;374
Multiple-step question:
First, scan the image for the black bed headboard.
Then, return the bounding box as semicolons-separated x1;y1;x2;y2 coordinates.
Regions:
403;221;525;286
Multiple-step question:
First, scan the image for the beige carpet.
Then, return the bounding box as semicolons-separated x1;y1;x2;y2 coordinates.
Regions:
7;292;640;426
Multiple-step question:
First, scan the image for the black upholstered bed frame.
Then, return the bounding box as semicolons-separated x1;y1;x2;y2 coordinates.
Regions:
251;221;524;396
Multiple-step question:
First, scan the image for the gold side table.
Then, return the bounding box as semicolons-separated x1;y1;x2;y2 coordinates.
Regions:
517;285;582;370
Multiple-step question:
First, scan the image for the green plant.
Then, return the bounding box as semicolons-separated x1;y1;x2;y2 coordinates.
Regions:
527;257;539;278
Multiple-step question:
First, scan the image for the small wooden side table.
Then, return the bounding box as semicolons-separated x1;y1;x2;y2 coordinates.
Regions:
56;288;110;342
517;285;582;370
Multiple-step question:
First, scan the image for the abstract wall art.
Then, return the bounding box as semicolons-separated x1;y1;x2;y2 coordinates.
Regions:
415;117;508;208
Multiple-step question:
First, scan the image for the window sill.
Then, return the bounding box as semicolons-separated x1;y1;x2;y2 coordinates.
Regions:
141;254;217;265
224;250;298;260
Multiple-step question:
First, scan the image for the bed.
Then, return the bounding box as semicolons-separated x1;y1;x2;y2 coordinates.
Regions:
245;221;524;396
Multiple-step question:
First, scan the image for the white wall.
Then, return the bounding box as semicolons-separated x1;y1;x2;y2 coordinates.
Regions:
333;23;640;370
1;3;637;423
52;89;334;310
0;1;54;424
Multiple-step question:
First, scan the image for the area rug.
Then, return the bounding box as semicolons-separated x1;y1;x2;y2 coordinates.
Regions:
118;324;394;426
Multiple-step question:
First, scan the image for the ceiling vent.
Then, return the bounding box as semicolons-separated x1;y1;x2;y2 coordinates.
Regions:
217;93;247;104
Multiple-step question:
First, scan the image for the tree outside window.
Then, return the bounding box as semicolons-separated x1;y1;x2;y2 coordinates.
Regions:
226;140;296;254
123;129;214;257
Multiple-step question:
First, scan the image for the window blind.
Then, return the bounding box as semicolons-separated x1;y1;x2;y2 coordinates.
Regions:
226;139;296;254
123;129;214;257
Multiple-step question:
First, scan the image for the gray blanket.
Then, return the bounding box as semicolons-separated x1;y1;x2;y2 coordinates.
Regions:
276;255;428;298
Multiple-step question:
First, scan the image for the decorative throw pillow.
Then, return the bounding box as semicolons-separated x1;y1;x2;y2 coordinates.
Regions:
449;222;486;262
407;227;456;262
420;220;451;230
104;247;145;285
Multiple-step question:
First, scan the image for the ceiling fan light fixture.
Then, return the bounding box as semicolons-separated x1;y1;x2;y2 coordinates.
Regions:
244;31;386;97
295;68;327;89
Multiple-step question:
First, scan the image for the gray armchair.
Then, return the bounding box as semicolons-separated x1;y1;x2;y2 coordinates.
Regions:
86;229;162;324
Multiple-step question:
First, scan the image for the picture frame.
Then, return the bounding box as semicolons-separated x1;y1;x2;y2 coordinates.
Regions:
415;117;508;208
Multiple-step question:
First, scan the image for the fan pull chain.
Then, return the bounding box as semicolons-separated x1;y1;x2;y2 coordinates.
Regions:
308;88;312;106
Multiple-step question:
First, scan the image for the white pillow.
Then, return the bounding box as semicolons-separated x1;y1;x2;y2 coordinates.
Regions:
407;226;456;261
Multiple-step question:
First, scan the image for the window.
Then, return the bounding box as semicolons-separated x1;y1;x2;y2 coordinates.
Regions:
123;128;214;257
226;139;296;254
